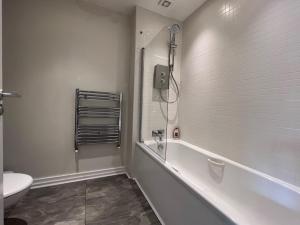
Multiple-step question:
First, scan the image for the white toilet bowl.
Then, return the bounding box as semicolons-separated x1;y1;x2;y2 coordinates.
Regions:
4;172;33;209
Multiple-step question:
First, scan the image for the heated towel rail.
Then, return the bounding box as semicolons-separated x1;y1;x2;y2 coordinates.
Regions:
74;89;122;152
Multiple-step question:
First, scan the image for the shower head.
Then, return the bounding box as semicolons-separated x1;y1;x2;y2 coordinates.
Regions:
168;24;181;34
168;24;181;47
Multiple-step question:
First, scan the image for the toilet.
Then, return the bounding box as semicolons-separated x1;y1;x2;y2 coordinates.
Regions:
4;172;33;209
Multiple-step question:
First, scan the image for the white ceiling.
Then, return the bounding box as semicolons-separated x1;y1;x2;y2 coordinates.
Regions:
82;0;207;21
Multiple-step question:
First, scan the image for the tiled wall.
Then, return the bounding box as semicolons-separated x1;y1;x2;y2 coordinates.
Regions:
142;26;182;141
134;7;182;141
180;0;300;187
127;7;181;171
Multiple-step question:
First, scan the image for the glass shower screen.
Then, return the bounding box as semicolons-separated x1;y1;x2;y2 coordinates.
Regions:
140;26;170;160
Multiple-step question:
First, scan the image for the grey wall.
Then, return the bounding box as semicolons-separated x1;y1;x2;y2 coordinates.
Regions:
180;0;300;187
3;0;131;178
0;0;3;222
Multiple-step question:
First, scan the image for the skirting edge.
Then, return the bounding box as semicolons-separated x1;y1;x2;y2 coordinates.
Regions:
32;167;126;189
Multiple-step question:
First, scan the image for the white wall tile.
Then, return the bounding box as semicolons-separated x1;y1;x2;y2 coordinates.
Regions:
180;0;300;187
136;7;182;141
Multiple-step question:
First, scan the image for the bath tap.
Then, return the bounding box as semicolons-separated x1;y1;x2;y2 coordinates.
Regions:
152;129;165;142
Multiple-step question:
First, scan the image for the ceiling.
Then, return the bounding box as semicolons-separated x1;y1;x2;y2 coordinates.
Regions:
82;0;207;21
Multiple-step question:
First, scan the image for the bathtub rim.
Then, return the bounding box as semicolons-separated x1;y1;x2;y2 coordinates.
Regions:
142;139;300;195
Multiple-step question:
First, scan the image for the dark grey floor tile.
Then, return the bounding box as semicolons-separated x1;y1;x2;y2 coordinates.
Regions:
6;175;161;225
8;196;85;225
85;175;160;225
28;181;86;202
86;208;161;225
53;220;85;225
6;182;86;225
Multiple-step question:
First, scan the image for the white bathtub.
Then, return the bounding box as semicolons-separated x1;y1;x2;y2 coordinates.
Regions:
133;140;300;225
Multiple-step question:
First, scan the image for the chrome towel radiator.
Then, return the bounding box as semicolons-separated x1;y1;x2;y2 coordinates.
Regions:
74;89;122;152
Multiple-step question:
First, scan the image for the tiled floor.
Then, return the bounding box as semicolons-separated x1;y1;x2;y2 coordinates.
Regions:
5;175;161;225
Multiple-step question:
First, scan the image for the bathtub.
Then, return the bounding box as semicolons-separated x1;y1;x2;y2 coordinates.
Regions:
133;140;300;225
